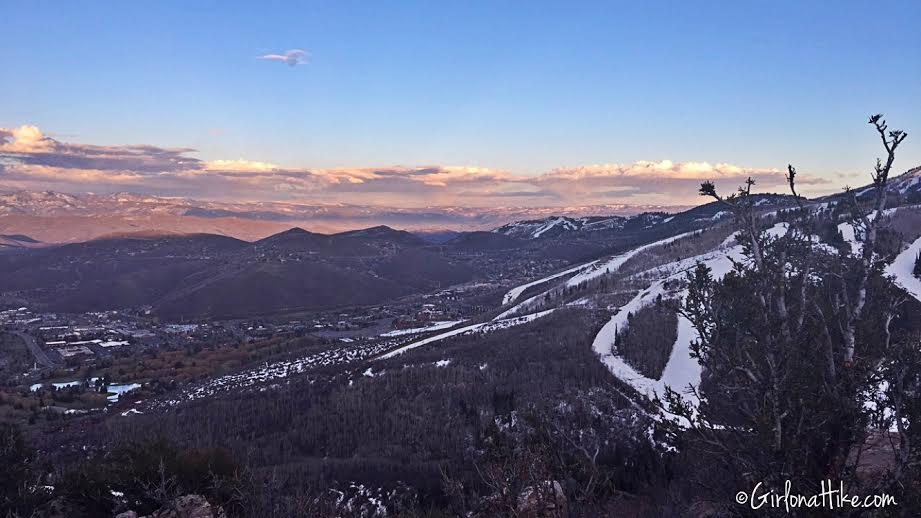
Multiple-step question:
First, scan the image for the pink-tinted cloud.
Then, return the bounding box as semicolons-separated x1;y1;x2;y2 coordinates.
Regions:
538;160;830;205
0;125;200;173
0;124;831;206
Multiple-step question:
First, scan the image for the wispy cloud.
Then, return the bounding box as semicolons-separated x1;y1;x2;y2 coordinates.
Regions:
257;49;308;67
0;124;831;207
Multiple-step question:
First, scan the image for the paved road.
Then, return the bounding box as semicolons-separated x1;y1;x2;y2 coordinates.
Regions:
11;330;57;368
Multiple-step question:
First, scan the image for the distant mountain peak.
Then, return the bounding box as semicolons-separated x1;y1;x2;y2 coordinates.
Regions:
338;225;423;244
276;227;314;236
255;226;327;246
348;225;397;234
494;214;648;240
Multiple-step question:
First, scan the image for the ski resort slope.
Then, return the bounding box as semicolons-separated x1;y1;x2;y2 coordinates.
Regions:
565;230;700;288
885;236;921;303
375;309;557;360
532;217;574;238
495;291;547;320
380;320;466;337
501;261;598;305
592;223;788;403
496;230;703;320
591;237;746;403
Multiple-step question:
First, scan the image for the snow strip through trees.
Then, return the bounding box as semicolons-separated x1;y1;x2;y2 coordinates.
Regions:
379;320;466;337
565;230;700;288
501;261;599;305
592;223;789;404
375;309;556;360
496;230;702;320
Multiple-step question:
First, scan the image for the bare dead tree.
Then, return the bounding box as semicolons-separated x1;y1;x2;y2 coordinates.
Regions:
840;115;908;365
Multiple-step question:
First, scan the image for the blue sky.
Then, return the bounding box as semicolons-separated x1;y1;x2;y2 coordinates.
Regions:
1;1;919;206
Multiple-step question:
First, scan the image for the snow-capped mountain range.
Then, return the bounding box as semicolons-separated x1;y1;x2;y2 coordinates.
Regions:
0;165;918;246
0;190;685;244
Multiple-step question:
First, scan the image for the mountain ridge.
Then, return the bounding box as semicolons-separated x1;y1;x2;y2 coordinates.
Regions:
0;189;689;243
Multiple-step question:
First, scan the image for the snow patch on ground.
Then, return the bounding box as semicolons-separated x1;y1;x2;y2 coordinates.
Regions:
885;236;921;303
148;340;399;406
838;221;862;256
836;208;905;257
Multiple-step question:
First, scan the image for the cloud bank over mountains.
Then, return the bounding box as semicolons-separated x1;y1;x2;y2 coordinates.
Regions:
0;124;829;207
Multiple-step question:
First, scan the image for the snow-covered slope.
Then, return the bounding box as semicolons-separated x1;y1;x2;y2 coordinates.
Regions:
887;166;921;196
375;310;557;360
494;216;626;240
590;232;747;403
493;213;677;240
838;220;862;256
379;320;466;337
837;206;910;258
565;230;700;287
820;165;921;204
591;224;794;403
885;236;921;303
495;229;702;320
501;260;599;305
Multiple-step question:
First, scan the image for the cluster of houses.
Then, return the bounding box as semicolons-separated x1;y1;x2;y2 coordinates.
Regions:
38;324;135;359
3;307;207;362
391;303;451;330
2;278;498;372
0;307;42;326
